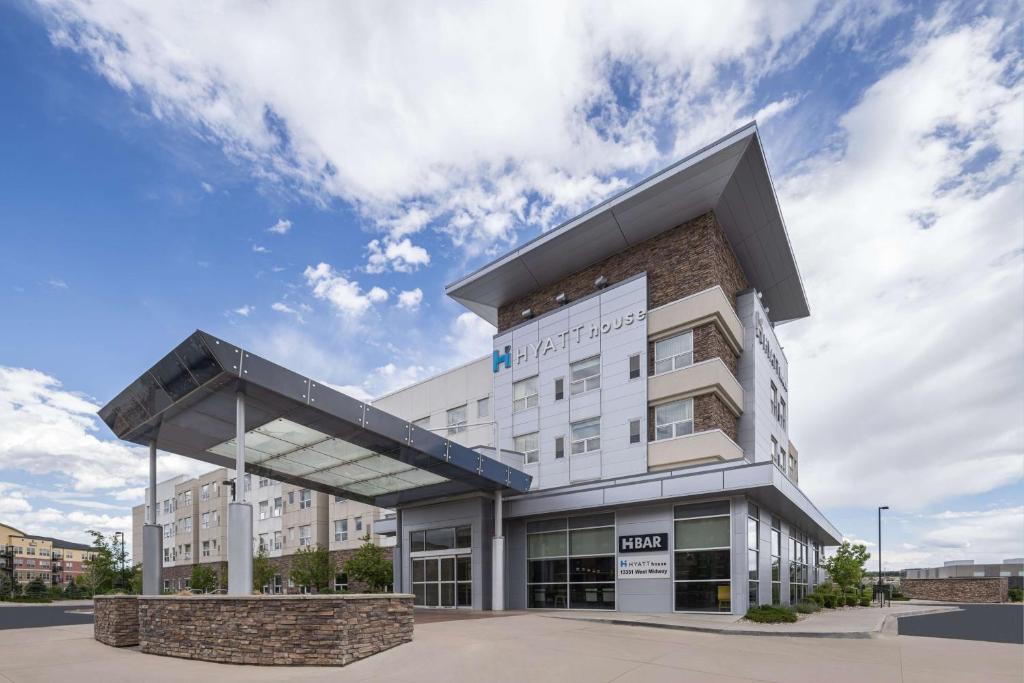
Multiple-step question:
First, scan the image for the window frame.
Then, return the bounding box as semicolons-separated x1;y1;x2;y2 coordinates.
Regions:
570;417;601;455
512;377;539;413
628;353;641;380
654;331;694;375
569;356;601;396
514;432;540;464
446;404;468;435
654;398;694;441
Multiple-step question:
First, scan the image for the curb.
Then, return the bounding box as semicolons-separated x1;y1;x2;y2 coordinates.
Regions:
546;615;876;639
881;606;962;637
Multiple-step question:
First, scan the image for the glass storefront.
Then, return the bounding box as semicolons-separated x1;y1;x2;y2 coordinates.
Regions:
674;501;731;612
411;525;472;608
527;514;615;610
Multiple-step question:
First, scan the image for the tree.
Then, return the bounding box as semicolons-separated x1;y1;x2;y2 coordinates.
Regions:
823;541;871;591
289;545;333;592
190;564;219;593
24;577;48;598
253;546;275;593
80;531;117;595
344;535;393;593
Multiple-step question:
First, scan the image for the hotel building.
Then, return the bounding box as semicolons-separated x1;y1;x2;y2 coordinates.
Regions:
0;522;95;587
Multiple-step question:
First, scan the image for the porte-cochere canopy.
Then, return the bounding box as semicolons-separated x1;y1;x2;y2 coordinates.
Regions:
99;330;531;508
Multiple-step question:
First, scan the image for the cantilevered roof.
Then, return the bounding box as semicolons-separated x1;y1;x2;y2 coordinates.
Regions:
446;122;810;325
98;331;531;508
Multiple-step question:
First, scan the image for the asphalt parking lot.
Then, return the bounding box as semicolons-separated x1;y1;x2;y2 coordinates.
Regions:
0;603;95;630
897;603;1024;644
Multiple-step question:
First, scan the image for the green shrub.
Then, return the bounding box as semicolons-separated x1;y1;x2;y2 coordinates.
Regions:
844;593;858;607
807;593;824;606
8;595;52;603
822;593;839;609
745;604;798;623
1009;588;1023;602
795;600;820;614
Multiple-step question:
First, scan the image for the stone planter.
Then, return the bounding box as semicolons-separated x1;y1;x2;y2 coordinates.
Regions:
94;595;139;647
137;594;414;666
902;578;1009;603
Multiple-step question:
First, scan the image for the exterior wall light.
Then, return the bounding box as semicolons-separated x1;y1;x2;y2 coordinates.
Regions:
521;308;534;319
594;275;608;289
555;292;567;305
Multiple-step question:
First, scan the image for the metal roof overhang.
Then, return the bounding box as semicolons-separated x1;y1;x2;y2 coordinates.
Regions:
446;122;810;326
98;330;532;508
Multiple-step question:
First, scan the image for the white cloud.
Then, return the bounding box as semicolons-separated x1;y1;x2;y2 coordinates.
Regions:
200;181;214;193
47;278;68;289
233;304;254;316
267;218;292;234
270;301;305;323
0;367;207;492
37;1;860;256
303;262;386;317
252;244;269;253
445;312;496;366
780;16;1023;510
365;238;431;274
397;288;423;311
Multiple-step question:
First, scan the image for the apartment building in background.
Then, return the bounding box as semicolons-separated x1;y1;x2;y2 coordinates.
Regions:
0;522;94;587
132;470;395;592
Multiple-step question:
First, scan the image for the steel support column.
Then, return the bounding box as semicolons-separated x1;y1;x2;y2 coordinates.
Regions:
227;391;253;595
142;440;162;595
492;489;504;611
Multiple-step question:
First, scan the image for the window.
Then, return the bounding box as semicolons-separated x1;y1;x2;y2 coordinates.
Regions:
272;497;283;517
513;377;539;412
554;378;564;401
629;419;641;445
571;418;600;454
409;526;471;552
674;501;731;612
570;357;600;395
273;531;282;550
211;510;219;527
299;489;312;510
789;528;808;604
412;555;472;608
184;490;192;505
447;405;468;434
771;516;781;605
258;534;268;552
477;396;490;418
748;504;759;607
779;398;787;429
654;331;693;374
182;544;191;561
654;399;694;440
334;572;348;593
788;451;797;475
515;433;539;464
527;515;615;610
183;516;192;531
288;491;294;505
770;382;779;420
770;436;780;467
163;548;170;562
201;512;209;529
334;495;346;503
299;525;311;547
259;501;269;520
335;519;348;542
163;499;171;514
554;436;565;459
779;448;787;474
163;579;171;591
629;353;641;380
354;516;363;532
200;483;210;501
202;540;210;558
413;416;431;429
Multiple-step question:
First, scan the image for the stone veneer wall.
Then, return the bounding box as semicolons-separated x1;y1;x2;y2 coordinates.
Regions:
902;578;1009;603
497;211;748;331
94;595;139;647
137;594;414;666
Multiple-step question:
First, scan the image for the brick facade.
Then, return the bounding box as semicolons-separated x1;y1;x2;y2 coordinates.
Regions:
136;594;413;666
94;595;139;647
693;323;738;375
497;211;748;331
902;578;1009;603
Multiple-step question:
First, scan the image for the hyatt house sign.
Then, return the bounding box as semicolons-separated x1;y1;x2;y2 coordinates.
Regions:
494;308;646;373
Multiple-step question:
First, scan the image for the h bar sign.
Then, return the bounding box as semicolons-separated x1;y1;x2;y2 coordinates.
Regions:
618;533;668;553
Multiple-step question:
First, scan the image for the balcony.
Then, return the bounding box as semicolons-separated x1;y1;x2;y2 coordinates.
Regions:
648;430;744;471
648;358;743;414
647;285;744;353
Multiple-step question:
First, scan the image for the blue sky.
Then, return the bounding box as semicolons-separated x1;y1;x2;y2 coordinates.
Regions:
0;1;1021;567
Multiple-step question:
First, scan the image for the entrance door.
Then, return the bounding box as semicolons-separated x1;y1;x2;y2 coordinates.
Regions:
413;555;472;608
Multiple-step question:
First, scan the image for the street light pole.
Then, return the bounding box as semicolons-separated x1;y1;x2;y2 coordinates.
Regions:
877;505;889;605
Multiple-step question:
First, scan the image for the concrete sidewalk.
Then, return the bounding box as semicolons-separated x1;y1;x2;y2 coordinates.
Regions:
542;603;958;638
0;614;1021;682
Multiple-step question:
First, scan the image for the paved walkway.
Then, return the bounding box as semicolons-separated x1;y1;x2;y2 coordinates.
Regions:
0;613;1021;682
542;603;956;638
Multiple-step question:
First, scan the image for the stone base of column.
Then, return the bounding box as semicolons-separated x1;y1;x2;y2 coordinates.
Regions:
227;502;253;595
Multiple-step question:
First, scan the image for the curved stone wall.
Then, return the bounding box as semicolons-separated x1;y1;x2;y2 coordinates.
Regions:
137;594;414;666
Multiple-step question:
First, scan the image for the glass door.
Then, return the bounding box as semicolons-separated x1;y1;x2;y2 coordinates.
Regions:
413;555;472;608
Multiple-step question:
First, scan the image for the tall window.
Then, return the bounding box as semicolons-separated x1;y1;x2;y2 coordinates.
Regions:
273;531;282;550
570;418;600;455
335;519;348;542
654;331;693;374
570;357;601;395
770;436;779;467
674;501;731;612
299;489;312;510
515;432;539;464
299;525;311;547
202;540;210;558
779;398;787;428
748;504;760;607
527;515;615;610
629;419;641;445
447;404;468;434
655;399;694;440
272;497;283;517
554;436;565;459
259;501;269;520
770;516;781;605
258;534;268;552
512;378;538;412
770;382;779;420
201;512;209;528
629;354;641;380
200;483;210;501
789;529;808;604
554;378;564;401
410;526;472;608
477;396;490;418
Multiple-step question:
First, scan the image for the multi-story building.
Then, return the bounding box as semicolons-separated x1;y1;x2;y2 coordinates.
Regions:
0;522;94;587
367;123;841;613
133;471;396;592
